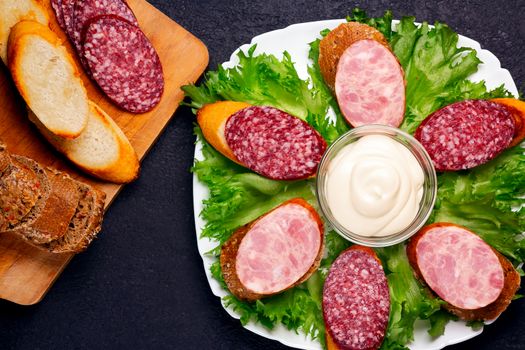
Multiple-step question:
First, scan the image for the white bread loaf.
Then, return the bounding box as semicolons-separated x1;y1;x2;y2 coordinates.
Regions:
0;0;48;64
29;101;140;184
8;20;89;139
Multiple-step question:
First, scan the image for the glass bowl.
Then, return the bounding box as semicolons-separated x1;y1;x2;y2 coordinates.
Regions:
316;124;437;247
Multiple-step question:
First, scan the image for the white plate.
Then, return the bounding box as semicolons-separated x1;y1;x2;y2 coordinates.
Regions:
193;19;519;350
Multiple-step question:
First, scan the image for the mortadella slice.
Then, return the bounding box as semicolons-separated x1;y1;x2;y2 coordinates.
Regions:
225;106;327;180
407;223;520;320
220;198;324;301
335;39;405;128
415;100;515;171
323;245;390;350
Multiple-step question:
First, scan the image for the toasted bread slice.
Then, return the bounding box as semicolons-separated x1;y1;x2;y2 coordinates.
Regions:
319;22;388;90
29;101;140;183
491;98;525;147
8;20;88;139
407;223;521;321
221;198;324;301
197;101;251;164
0;0;49;64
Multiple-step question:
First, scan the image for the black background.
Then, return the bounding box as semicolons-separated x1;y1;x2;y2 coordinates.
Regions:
1;1;524;349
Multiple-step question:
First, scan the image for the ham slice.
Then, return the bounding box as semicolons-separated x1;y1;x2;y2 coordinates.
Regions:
407;223;520;320
220;198;324;301
335;39;405;127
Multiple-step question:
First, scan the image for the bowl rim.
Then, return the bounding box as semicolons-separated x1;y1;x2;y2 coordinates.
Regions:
315;124;438;247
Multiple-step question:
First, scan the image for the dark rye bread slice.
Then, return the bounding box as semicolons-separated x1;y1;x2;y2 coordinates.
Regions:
407;223;521;321
221;198;324;301
0;157;43;231
41;182;105;253
8;156;79;244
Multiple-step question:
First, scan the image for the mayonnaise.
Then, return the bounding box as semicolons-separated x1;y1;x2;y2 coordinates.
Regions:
325;134;424;237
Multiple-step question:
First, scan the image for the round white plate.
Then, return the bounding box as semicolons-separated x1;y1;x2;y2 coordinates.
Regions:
193;19;518;350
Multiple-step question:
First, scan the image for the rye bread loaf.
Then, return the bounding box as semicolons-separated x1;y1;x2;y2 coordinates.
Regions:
0;157;44;231
0;141;106;253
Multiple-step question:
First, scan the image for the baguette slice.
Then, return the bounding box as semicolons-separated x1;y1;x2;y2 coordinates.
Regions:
7;156;80;244
0;0;49;64
29;101;140;183
8;20;89;139
197;101;251;164
221;198;324;301
407;223;520;321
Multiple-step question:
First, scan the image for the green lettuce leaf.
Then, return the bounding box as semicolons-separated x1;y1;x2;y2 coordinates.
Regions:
182;45;328;121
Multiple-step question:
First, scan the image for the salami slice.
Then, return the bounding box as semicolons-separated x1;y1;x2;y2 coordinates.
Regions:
82;16;164;113
51;0;66;30
408;223;504;310
415;100;514;171
61;0;77;38
335;39;405;128
225;106;327;180
72;0;138;53
221;198;324;301
323;246;390;350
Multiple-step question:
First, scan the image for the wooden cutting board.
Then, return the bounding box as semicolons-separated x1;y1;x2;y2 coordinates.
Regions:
0;0;208;305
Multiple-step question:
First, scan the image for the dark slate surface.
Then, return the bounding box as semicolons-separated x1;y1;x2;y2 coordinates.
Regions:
0;1;524;349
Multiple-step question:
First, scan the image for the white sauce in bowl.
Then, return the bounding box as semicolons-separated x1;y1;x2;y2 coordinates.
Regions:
325;134;424;237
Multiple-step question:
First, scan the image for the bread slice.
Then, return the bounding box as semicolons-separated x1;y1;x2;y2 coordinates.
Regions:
29;101;140;183
221;198;324;301
407;223;521;321
0;157;43;231
8;20;88;139
0;140;12;176
319;22;389;90
41;182;106;253
7;156;80;244
0;0;49;64
197;101;251;164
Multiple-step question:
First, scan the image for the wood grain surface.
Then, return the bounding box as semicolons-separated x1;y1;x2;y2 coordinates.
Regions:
0;0;208;305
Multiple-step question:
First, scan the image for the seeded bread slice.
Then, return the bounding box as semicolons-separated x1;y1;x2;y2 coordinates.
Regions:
41;182;105;253
7;156;79;245
0;157;43;231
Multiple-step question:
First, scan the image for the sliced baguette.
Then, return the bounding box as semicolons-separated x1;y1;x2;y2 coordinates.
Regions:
8;20;89;139
29;101;140;183
0;0;49;64
197;101;251;164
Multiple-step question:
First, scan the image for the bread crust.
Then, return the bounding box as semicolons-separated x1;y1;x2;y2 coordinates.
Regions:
0;0;49;63
8;20;88;139
220;198;324;301
318;22;389;91
197;101;251;164
407;222;521;321
29;102;140;184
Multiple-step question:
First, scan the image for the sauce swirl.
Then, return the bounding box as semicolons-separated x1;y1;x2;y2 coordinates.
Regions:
325;134;424;237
